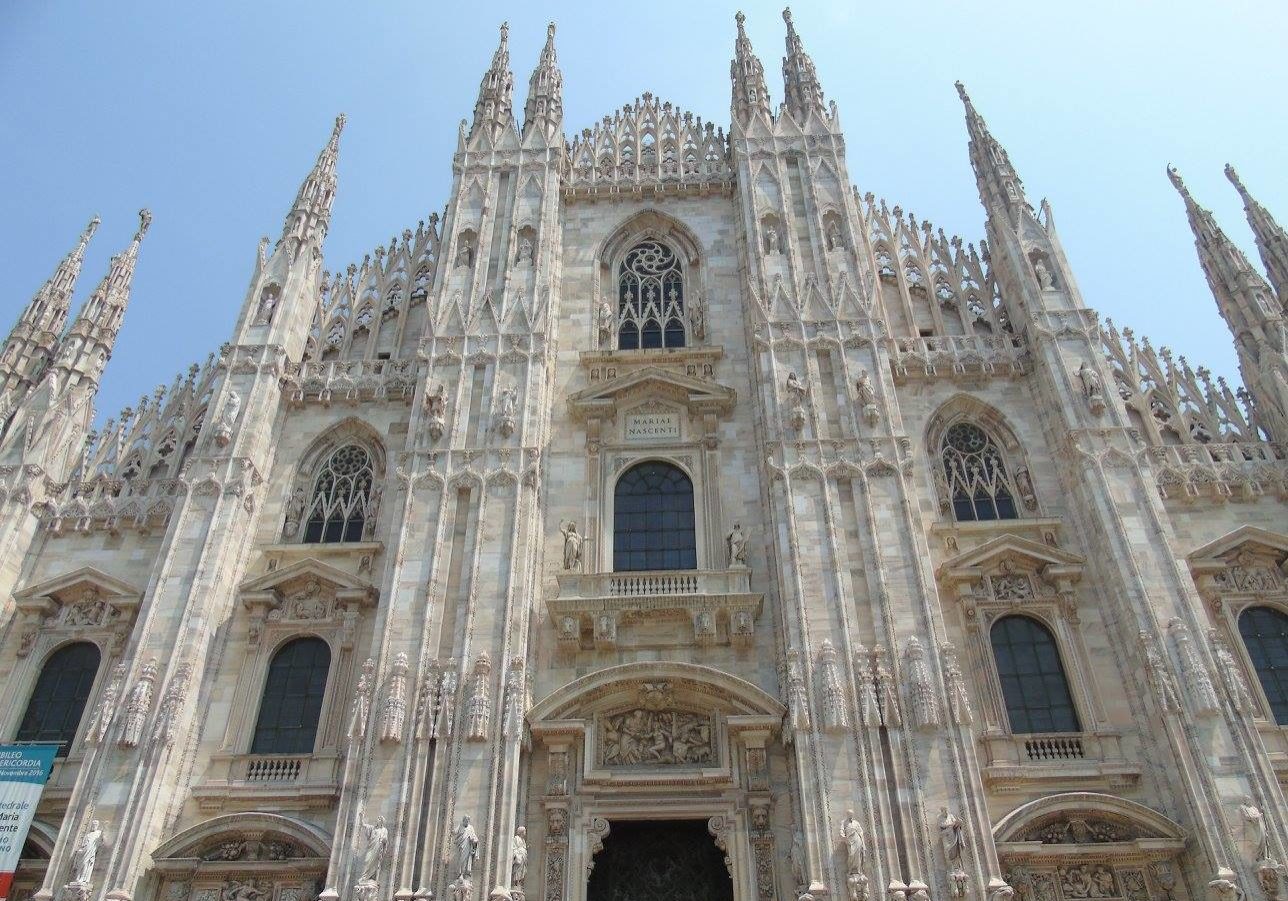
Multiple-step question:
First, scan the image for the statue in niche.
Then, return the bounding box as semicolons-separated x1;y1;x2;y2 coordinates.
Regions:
455;239;474;269
425;383;446;442
764;223;781;255
510;827;528;887
282;485;306;539
855;369;880;426
726;522;748;568
1077;362;1105;414
254;286;278;325
597;300;614;347
1238;798;1268;862
453;816;480;879
559;521;583;571
497;386;518;437
515;236;534;264
826;219;844;251
688;293;706;340
1033;256;1056;290
71;820;104;886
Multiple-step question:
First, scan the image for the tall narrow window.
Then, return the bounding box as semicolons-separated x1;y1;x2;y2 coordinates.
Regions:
613;461;697;572
303;445;374;544
990;615;1080;734
1239;606;1288;725
941;422;1019;522
250;637;331;754
16;642;101;756
617;240;686;351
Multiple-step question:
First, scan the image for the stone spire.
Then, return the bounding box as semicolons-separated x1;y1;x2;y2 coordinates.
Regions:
780;7;827;123
731;11;772;129
53;209;151;388
956;81;1029;229
280;115;345;252
1168;165;1288;439
1226;164;1288;302
0;216;101;403
522;22;563;144
471;22;515;142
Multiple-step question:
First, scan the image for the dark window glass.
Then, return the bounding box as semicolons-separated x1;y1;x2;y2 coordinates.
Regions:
990;615;1080;734
250;637;331;754
1239;606;1288;725
303;445;374;544
16;642;101;756
618;321;640;351
613;462;697;572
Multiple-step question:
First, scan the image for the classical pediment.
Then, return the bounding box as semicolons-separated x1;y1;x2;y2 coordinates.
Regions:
238;557;377;607
937;534;1084;587
567;366;736;420
1187;526;1288;596
14;566;143;616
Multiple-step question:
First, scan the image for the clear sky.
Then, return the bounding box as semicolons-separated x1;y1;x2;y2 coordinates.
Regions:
1;0;1284;420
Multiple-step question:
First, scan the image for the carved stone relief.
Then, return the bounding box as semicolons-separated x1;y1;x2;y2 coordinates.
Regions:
599;709;714;767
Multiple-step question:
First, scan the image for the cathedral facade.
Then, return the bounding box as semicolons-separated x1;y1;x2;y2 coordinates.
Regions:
2;12;1287;901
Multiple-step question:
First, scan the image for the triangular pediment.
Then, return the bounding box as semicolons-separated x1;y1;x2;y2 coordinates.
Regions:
239;556;377;603
567;366;735;420
15;566;142;606
1188;525;1288;566
937;533;1084;585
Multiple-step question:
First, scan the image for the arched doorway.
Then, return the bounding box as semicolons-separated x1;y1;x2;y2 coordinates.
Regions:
587;820;732;901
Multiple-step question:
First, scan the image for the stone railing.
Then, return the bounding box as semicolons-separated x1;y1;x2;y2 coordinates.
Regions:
282;358;418;405
981;730;1138;791
192;752;341;810
551;568;761;650
890;334;1027;382
1147;441;1288;501
563;158;735;200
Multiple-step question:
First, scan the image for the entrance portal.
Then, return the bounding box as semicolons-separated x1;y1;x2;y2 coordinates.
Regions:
587;820;733;901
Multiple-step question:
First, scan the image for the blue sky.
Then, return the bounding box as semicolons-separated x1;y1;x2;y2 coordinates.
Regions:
1;0;1284;420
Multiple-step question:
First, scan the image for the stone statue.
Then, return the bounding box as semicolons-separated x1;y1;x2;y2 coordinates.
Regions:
939;808;966;863
790;830;806;887
358;815;389;882
254;286;277;325
786;370;808;404
283;486;306;539
1076;362;1104;414
826;219;844;251
841;810;866;875
855;369;880;426
597;300;614;346
214;389;241;447
455;240;474;269
222;881;267;901
726;522;748;568
1208;876;1243;901
425;383;447;441
497;387;518;437
510;826;528;887
1238;798;1268;861
515;236;534;264
559;522;583;571
453;816;480;879
689;295;706;340
1033;256;1056;289
71;820;104;886
765;223;780;255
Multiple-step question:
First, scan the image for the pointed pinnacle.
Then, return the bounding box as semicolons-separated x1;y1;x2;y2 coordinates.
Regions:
1225;163;1248;198
1166;164;1194;204
954;80;970;104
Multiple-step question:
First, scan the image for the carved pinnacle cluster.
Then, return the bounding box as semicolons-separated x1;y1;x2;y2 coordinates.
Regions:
21;216;100;334
780;7;827;123
71;209;152;342
280;115;345;249
955;81;1028;228
731;11;772;129
1226;164;1288;301
522;22;563;143
470;22;515;141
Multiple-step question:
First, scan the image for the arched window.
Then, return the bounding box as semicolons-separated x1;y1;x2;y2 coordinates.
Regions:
15;642;101;756
991;616;1080;734
1239;606;1288;725
941;422;1019;522
250;637;331;754
617;240;685;351
303;445;375;544
613;461;697;572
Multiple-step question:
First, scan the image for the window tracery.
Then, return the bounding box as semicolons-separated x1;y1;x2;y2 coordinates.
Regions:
302;445;375;544
617;241;686;351
940;422;1021;521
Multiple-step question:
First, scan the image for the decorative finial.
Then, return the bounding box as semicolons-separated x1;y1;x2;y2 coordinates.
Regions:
954;80;970;103
135;208;152;239
546;21;556;40
1224;163;1248;196
333;113;347;136
500;21;509;42
736;10;746;27
87;215;102;234
1166;164;1189;197
783;7;794;27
